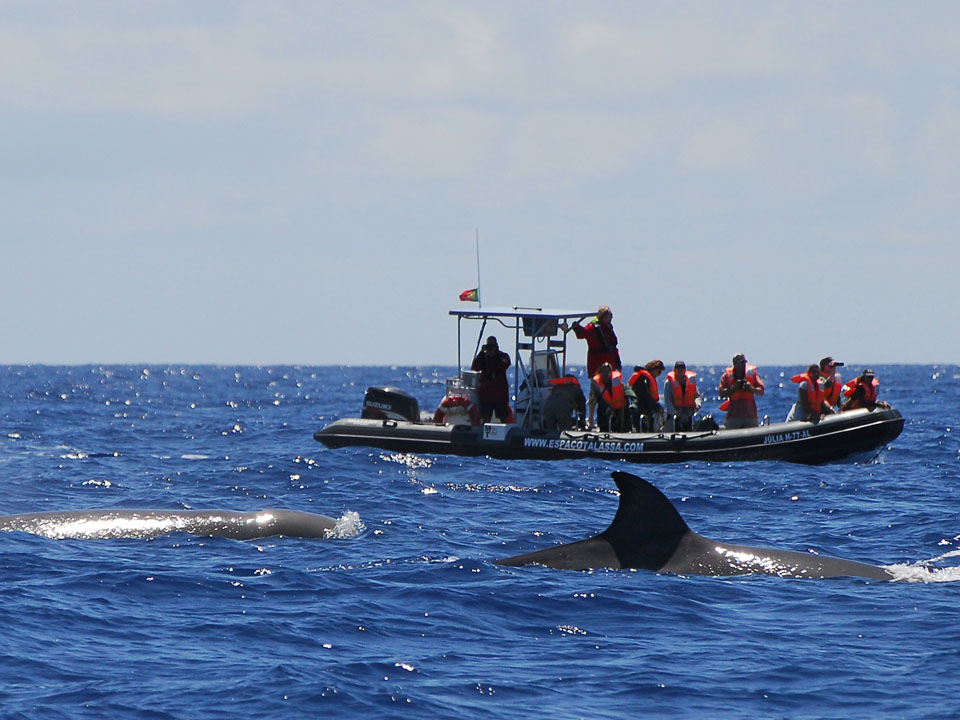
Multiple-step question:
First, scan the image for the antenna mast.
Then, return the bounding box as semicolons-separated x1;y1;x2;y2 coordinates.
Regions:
475;229;482;307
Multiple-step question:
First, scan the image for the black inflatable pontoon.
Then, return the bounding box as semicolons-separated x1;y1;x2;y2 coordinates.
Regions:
315;306;903;465
315;405;903;465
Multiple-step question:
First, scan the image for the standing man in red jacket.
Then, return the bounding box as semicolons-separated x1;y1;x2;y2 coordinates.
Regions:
566;306;621;429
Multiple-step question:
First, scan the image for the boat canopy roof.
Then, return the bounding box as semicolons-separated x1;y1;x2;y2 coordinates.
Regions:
450;306;596;401
449;306;595;322
450;306;596;349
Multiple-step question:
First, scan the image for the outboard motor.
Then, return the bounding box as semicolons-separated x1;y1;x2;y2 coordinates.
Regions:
361;387;420;422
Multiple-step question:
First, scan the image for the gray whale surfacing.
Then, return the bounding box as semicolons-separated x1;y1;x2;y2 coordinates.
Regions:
496;471;892;580
0;508;338;540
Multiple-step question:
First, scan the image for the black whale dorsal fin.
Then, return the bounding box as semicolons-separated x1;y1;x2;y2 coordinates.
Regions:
600;471;692;570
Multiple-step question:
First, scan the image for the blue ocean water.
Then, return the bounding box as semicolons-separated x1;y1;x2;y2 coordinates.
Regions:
1;364;958;719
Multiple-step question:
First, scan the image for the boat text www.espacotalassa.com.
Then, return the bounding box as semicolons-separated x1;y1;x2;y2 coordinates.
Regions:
522;437;645;452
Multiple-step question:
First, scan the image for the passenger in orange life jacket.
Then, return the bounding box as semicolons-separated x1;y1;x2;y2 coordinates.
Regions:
718;353;765;429
785;364;835;423
626;359;665;432
590;362;628;433
841;369;890;411
819;356;844;410
663;361;701;431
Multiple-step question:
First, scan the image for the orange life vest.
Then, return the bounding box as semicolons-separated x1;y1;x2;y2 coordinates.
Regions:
433;394;483;426
719;365;762;412
721;365;761;402
594;370;627;411
791;372;825;412
666;370;698;409
843;377;878;408
627;369;659;402
822;376;842;406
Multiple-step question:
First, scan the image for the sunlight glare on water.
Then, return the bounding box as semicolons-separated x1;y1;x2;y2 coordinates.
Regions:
0;364;958;719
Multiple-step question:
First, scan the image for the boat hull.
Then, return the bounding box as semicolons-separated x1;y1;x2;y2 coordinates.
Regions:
314;407;904;464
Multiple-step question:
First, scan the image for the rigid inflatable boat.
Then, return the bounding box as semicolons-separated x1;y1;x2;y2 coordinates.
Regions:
314;307;904;465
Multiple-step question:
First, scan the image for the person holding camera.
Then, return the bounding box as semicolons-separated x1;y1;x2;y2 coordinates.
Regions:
819;356;845;410
718;353;765;429
471;336;512;423
841;368;890;411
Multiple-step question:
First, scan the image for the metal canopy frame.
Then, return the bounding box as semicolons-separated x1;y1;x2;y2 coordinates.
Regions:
450;306;595;427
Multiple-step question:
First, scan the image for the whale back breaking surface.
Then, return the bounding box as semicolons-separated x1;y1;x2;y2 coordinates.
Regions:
0;508;337;540
497;471;893;580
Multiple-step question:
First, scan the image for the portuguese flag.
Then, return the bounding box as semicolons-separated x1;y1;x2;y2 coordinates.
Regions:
459;288;479;302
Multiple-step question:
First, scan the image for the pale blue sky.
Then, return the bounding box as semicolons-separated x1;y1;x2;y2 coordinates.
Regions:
2;2;958;366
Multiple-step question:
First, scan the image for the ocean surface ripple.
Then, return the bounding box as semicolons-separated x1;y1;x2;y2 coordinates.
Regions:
1;364;959;719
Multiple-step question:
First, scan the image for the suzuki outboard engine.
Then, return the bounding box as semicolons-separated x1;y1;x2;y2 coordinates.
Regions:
361;386;420;422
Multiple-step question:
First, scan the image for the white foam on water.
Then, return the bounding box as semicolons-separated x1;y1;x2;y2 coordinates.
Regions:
324;510;363;539
883;549;960;583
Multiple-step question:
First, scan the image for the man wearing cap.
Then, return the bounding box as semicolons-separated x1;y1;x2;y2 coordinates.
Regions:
471;336;512;423
819;357;845;410
718;353;765;429
841;369;890;411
